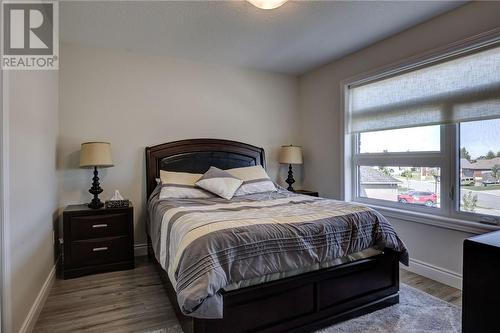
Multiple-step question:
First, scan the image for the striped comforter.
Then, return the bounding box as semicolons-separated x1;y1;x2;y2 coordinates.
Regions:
147;186;408;319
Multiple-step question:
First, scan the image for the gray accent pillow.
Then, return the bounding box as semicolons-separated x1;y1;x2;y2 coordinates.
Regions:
226;165;277;196
196;167;243;200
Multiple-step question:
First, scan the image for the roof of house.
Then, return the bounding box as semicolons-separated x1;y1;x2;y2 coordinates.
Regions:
360;166;401;185
460;158;473;169
461;157;500;170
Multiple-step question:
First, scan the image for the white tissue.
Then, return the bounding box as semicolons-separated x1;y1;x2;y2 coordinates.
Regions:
110;190;124;201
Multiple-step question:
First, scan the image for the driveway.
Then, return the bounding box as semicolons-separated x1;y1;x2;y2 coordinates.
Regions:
397;179;439;193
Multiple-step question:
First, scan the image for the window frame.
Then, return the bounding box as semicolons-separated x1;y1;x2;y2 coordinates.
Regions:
351;125;449;216
341;28;500;232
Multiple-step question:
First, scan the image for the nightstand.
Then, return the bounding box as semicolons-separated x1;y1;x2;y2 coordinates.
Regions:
61;204;134;279
295;189;319;197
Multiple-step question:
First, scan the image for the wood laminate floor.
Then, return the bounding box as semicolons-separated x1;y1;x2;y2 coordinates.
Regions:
34;257;462;333
400;269;462;306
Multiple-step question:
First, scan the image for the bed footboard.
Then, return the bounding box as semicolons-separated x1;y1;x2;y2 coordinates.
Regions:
148;237;399;333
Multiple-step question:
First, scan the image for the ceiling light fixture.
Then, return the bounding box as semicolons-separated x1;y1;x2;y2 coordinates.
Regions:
247;0;288;10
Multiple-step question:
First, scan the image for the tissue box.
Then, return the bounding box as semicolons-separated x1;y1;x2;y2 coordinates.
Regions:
105;199;130;208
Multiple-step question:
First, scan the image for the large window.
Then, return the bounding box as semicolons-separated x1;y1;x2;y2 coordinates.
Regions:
346;38;500;226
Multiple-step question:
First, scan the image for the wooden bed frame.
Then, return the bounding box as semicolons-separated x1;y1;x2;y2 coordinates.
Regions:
145;139;400;333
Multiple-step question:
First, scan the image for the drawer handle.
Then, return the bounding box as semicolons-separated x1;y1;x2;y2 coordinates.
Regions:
92;247;108;252
92;224;108;228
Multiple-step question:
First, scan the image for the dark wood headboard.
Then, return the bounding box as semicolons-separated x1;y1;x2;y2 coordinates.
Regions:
145;139;266;198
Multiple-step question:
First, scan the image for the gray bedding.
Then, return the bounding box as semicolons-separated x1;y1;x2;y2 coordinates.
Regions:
147;186;408;319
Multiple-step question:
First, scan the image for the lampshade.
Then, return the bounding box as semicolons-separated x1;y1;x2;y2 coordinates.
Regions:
79;142;113;168
279;145;303;165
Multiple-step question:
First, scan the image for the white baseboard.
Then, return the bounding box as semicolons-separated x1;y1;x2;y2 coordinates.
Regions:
401;258;462;290
134;243;148;257
18;261;57;333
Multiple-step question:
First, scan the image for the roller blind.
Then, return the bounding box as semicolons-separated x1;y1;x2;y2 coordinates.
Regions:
348;45;500;133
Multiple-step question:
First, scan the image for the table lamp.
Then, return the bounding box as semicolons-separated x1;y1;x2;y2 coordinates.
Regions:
80;142;114;209
279;145;303;192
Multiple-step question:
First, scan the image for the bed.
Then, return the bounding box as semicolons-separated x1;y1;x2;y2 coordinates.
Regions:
145;138;408;333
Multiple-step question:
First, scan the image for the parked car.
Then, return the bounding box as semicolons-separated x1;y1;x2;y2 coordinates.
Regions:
461;177;475;186
397;191;437;207
481;173;500;186
482;179;500;186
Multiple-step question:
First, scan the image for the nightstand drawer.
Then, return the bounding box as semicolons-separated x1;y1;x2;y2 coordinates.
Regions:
70;213;129;240
70;236;131;267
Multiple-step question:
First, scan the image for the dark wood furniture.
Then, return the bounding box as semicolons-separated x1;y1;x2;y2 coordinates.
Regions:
463;230;500;333
295;189;319;197
62;204;134;279
145;138;400;333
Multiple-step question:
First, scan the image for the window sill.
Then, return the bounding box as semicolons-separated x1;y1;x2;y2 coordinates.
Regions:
359;202;500;235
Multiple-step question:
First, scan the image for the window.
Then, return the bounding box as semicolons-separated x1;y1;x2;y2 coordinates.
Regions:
459;118;500;219
345;36;500;227
359;166;441;208
359;125;440;153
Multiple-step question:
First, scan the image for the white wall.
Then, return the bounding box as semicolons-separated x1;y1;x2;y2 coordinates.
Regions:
298;2;500;288
4;70;59;332
58;43;300;246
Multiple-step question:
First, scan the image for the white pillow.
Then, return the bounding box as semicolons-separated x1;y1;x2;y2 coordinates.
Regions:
226;165;277;196
159;170;213;199
196;167;243;200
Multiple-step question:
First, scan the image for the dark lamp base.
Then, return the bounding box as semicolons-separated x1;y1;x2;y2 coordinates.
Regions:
286;164;296;192
88;166;104;209
88;199;104;209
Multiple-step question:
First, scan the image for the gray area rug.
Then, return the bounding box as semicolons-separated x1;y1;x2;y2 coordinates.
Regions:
145;284;461;333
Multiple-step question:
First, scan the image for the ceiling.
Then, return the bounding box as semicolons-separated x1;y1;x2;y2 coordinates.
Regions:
60;1;466;75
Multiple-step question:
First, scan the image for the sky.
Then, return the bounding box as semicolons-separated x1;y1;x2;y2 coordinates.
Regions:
461;118;500;159
360;125;440;153
360;119;500;159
